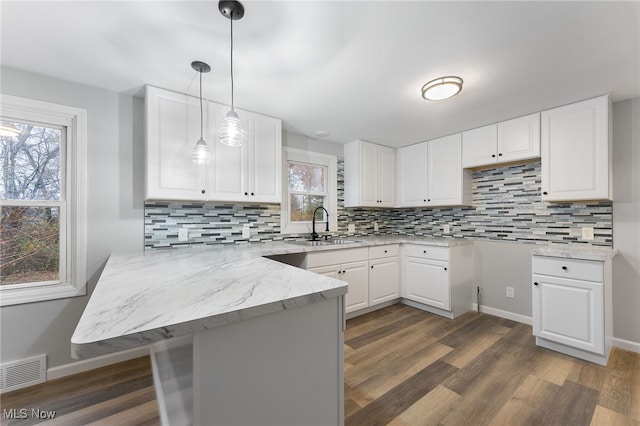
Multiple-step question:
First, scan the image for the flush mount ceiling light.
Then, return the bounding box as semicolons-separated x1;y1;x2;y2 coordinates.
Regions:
421;76;463;101
218;0;246;147
0;121;21;137
191;60;212;165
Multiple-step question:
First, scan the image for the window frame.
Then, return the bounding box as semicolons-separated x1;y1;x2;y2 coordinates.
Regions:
281;147;337;235
0;94;87;306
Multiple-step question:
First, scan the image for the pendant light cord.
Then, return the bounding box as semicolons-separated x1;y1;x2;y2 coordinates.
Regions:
199;69;204;139
230;15;235;112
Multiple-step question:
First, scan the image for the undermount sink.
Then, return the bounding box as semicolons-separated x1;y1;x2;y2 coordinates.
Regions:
286;239;360;247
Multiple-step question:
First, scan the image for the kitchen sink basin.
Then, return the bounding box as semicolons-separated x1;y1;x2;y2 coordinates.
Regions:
286;239;360;247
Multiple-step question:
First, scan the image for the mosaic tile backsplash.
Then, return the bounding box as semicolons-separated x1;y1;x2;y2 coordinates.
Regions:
145;159;612;249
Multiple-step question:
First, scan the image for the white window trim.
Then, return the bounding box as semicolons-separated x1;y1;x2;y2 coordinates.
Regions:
281;147;337;235
0;94;87;306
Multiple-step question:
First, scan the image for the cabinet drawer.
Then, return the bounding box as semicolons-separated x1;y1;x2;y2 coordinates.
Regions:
404;244;449;262
305;247;369;269
369;244;400;259
532;256;603;283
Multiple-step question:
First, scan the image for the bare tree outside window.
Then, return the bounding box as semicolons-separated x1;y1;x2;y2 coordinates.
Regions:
288;162;327;222
1;122;62;285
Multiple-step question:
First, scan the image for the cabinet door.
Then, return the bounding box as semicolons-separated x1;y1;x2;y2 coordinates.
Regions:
462;124;497;168
403;257;450;310
247;112;282;203
497;112;540;164
145;86;207;200
377;146;395;206
208;103;248;201
532;274;604;355
427;134;463;206
308;265;341;280
342;260;369;314
369;257;399;305
359;142;379;206
541;95;610;201
396;143;427;207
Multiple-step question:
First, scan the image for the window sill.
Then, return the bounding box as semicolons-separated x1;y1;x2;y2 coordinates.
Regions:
0;282;86;307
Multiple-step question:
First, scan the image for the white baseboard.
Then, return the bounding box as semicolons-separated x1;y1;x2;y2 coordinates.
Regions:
612;337;640;354
47;346;150;381
472;303;532;325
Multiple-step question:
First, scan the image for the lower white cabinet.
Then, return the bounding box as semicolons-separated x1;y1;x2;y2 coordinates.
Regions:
305;245;400;315
306;248;369;314
402;244;473;319
404;257;450;311
369;245;400;305
532;253;614;365
309;261;368;314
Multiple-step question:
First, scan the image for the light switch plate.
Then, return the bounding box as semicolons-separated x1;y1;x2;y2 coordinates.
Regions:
348;224;355;234
178;228;189;241
581;227;595;240
242;225;251;238
443;224;450;234
373;222;379;232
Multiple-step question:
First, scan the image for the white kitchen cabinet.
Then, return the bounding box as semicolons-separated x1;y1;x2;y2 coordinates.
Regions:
306;248;369;314
208;103;282;203
404;257;450;310
532;253;614;365
344;140;395;207
541;95;612;201
402;243;474;319
396;135;471;207
145;86;208;200
369;245;400;305
462;113;540;168
145;85;282;203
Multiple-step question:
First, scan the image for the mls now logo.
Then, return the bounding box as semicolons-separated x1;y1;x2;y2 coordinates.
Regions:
3;408;56;419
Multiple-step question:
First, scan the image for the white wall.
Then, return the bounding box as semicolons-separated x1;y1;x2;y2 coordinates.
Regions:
0;67;145;368
283;131;344;157
612;97;640;345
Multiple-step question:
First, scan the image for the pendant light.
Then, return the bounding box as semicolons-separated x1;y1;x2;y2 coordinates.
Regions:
191;60;212;164
218;0;245;147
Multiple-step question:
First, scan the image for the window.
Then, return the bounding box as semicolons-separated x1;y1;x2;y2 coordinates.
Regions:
281;148;337;235
0;94;86;306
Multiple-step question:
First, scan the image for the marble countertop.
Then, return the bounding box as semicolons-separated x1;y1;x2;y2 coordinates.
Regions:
71;235;468;358
531;244;617;261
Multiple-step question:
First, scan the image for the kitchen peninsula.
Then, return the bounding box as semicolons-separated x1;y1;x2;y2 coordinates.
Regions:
71;242;349;426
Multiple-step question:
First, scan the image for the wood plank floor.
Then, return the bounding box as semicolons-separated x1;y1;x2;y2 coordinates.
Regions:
2;304;639;425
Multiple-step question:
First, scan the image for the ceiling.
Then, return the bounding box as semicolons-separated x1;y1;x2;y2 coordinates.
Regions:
1;1;639;148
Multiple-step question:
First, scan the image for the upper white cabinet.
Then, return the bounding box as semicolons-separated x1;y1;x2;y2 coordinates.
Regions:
145;85;282;202
462;113;540;168
208;103;282;203
541;95;611;201
396;134;471;207
344;140;395;207
145;86;208;200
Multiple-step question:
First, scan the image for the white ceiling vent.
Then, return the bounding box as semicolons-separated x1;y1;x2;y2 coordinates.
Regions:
1;354;46;393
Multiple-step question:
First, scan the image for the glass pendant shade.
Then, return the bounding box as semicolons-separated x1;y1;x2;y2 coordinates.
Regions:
192;137;210;165
219;110;245;147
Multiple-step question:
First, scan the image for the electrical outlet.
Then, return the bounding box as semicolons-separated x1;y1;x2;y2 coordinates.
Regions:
178;228;189;242
348;224;356;234
373;222;379;232
581;227;595;240
242;225;251;238
443;224;450;234
506;286;515;299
